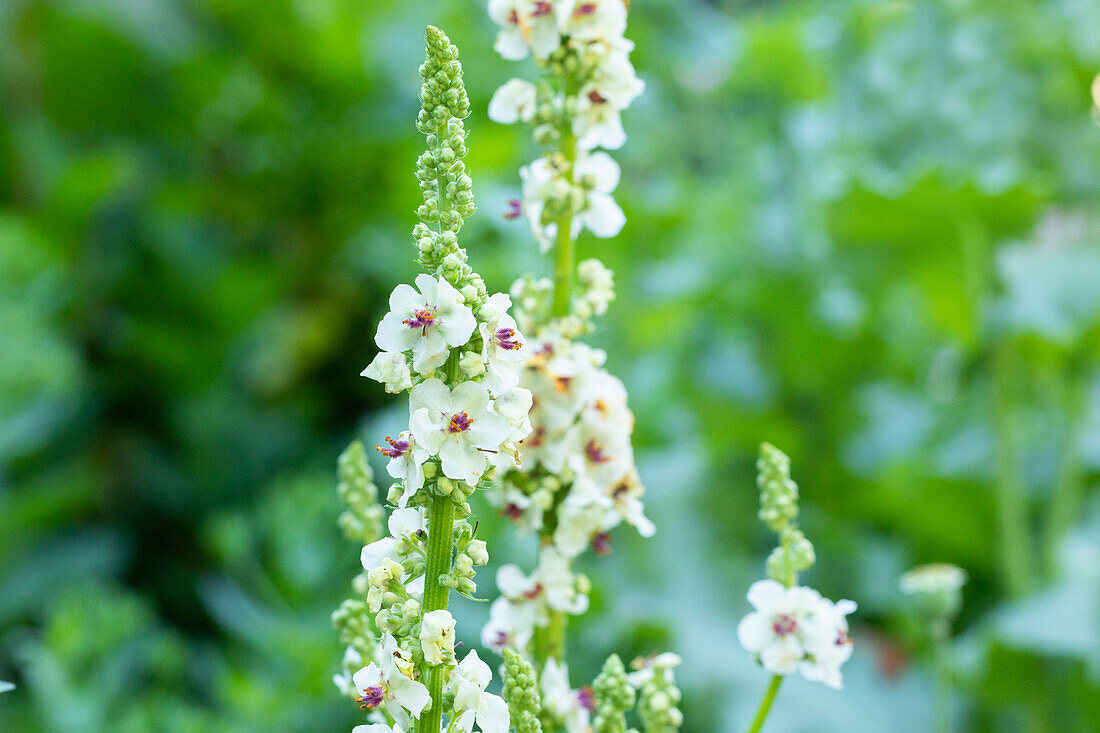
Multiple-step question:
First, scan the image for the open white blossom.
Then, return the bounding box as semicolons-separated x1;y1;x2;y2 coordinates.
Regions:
376;274;476;374
362;351;413;393
0;681;13;694
573;151;626;238
352;634;431;719
420;609;457;665
488;0;563;60
737;579;856;689
479;293;529;394
451;650;510;733
488;78;539;124
378;431;428;499
540;659;592;733
560;0;627;42
574;50;645;150
482;596;539;654
410;379;511;484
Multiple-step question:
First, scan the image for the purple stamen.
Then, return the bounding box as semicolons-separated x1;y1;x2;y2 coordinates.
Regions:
772;614;798;637
378;436;410;458
403;306;436;335
448;412;473;433
357;685;386;709
495;327;522;351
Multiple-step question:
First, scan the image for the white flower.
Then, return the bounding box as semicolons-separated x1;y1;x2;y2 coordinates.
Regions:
540;659;591;733
574;51;644;150
333;646;365;697
362;351;413;393
420;609;457;665
499;547;589;615
376;274;476;374
520;157;573;252
409;379;511;484
481;596;538;653
737;580;856;688
361;509;427;572
352;634;431;719
799;598;857;690
553;478;614;558
899;564;968;595
489;78;539;124
451;650;510;733
607;470;655;538
559;0;627;43
0;681;13;694
378;431;429;499
573;151;626;239
479;293;529;394
488;0;563;60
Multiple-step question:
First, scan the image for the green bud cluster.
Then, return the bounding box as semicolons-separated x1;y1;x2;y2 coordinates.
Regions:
756;443;816;586
593;654;636;733
502;649;544;733
332;594;376;660
632;657;684;733
337;440;384;544
413;27;490;311
443;522;489;599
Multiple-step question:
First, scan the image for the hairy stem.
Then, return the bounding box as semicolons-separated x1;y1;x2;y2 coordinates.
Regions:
417;492;456;733
746;675;783;733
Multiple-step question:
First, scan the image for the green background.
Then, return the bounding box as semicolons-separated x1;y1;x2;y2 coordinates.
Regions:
1;0;1098;730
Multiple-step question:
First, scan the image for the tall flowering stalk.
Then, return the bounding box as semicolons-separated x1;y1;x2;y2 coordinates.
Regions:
483;3;681;733
340;26;537;733
738;444;857;733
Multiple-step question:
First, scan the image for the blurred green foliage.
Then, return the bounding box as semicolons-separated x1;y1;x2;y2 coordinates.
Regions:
1;0;1098;731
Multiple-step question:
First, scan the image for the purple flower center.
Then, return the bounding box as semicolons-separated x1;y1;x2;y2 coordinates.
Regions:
588;89;608;105
585;439;609;464
403;307;436;335
574;2;597;17
503;199;523;220
448;412;472;433
378;435;410;458
495;327;523;351
533;1;553;17
772;614;798;637
591;532;613;556
522;582;544;601
836;630;852;646
576;686;596;713
503;503;525;521
357;685;386;709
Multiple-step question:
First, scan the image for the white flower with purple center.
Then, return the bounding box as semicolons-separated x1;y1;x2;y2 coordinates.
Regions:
481;596;538;654
498;546;589;616
737;579;856;687
377;431;428;500
376;274;476;374
574;51;644;151
540;659;592;733
488;0;563;61
451;649;510;733
608;469;655;539
488;78;539;125
552;477;615;558
409;379;511;485
351;634;431;720
560;0;627;43
479;293;529;394
572;151;626;239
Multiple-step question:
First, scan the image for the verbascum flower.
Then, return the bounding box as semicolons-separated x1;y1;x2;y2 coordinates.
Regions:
419;609;457;665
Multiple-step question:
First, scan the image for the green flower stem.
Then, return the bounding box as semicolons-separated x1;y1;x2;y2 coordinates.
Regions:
932;623;952;733
417;492;456;733
532;602;566;667
1041;354;1087;579
746;674;784;733
551;126;578;317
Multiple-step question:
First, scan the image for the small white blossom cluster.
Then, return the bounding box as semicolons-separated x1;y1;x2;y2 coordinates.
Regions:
488;0;643;252
737;444;858;690
737;580;856;690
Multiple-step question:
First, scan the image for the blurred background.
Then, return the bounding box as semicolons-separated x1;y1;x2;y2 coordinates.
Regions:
1;0;1099;730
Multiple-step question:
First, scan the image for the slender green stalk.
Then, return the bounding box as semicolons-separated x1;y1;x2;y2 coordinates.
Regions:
932;624;952;733
551;128;578;317
417;493;456;733
746;675;783;733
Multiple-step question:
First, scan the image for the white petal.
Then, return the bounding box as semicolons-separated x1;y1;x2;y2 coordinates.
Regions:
577;151;620;192
477;692;511;733
410;408;444;455
361;537;396;572
746;579;787;612
440;437;487;484
376;312;419;354
736;611;773;653
451;380;491;417
410;379;452;416
489;79;538;124
582;193;626;238
390;675;432;717
389;508;426;537
352;663;382;692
